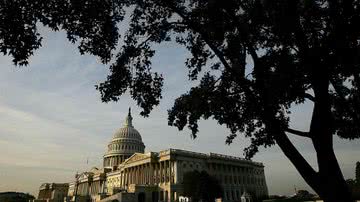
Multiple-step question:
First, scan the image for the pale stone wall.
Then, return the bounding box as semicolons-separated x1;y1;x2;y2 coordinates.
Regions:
170;149;268;202
62;114;268;202
100;149;267;202
35;183;69;202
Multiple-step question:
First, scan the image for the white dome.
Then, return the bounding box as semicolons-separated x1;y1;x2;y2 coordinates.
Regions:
103;108;145;168
112;125;142;142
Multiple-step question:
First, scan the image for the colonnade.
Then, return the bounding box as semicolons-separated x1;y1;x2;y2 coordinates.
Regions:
117;160;175;187
76;182;89;196
104;155;130;167
89;181;105;195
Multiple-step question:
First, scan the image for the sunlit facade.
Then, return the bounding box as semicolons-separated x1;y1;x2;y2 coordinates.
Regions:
61;109;268;202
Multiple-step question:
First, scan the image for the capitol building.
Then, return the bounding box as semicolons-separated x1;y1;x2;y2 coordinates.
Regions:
34;109;268;202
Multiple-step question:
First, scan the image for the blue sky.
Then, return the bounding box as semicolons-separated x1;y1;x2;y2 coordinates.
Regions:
0;27;359;196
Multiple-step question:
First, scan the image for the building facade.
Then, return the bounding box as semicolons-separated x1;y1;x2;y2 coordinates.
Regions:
50;108;267;202
104;149;268;202
32;183;69;202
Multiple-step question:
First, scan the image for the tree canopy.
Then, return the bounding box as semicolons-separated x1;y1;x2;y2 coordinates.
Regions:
0;192;35;202
1;0;360;201
182;170;222;202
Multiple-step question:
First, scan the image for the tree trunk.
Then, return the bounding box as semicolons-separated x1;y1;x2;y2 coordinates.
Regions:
255;48;353;201
309;63;352;202
314;150;353;202
273;129;353;202
263;102;352;201
311;110;353;202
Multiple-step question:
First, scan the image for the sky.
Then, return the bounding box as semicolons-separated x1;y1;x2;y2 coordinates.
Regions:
0;27;359;197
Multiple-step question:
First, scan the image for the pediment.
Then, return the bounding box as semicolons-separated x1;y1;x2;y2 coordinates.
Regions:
77;172;92;180
123;153;150;165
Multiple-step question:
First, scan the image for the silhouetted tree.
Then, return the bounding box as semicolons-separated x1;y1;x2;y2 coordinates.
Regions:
182;170;222;202
0;192;35;202
1;1;360;201
346;178;360;200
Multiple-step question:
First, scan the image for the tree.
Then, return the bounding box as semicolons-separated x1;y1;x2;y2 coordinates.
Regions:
0;192;35;202
182;170;222;202
346;179;360;200
1;1;360;201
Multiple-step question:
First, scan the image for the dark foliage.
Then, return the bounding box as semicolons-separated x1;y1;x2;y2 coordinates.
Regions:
1;0;360;201
346;179;360;200
182;170;222;202
0;192;35;202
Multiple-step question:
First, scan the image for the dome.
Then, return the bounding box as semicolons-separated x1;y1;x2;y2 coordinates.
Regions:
103;108;145;168
112;123;142;142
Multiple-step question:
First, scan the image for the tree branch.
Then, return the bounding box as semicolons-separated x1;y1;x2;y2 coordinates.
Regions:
330;78;360;124
285;128;311;138
163;2;233;71
304;93;315;102
274;130;321;191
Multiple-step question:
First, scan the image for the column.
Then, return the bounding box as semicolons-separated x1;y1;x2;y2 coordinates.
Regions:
145;163;148;184
143;164;146;184
125;169;128;186
133;167;135;184
165;160;168;183
157;163;160;184
150;163;154;184
160;161;163;183
164;161;167;183
142;165;144;184
147;163;150;184
136;166;139;184
168;161;171;183
174;161;178;184
139;165;142;184
134;167;136;184
154;163;157;184
121;170;125;187
128;168;131;184
170;161;173;183
122;172;125;187
142;164;145;184
131;168;133;184
137;166;140;184
144;164;146;184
